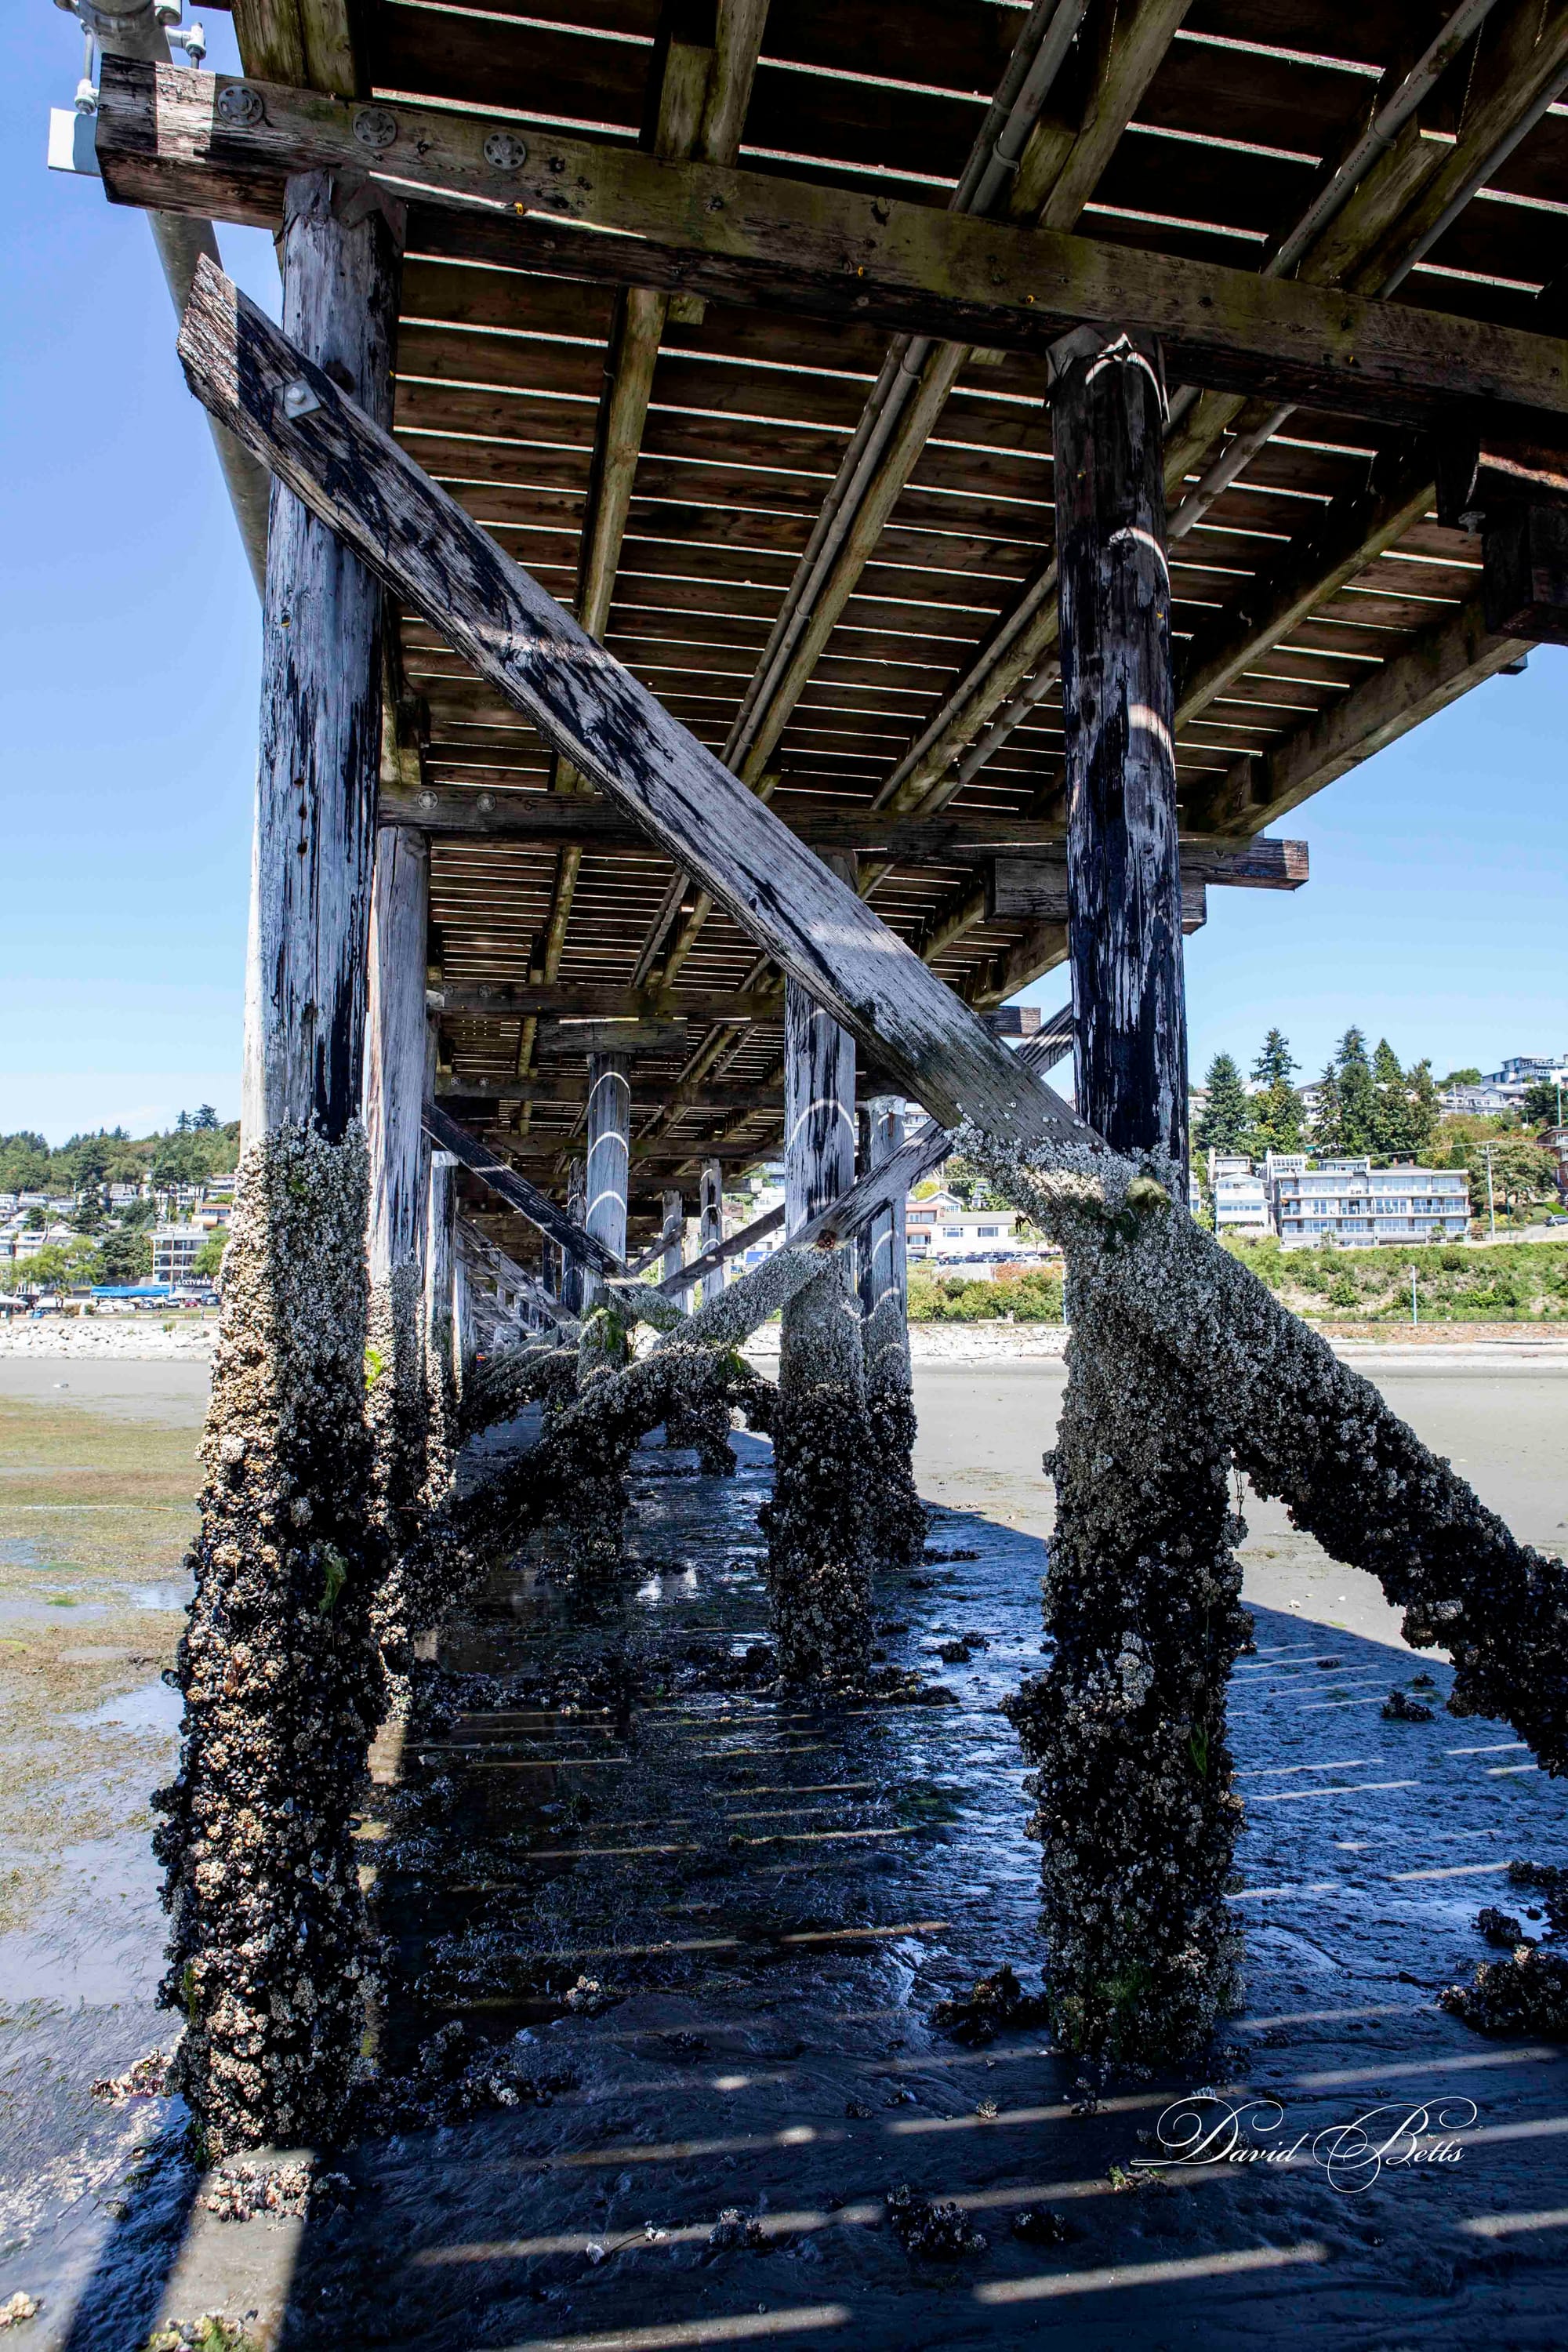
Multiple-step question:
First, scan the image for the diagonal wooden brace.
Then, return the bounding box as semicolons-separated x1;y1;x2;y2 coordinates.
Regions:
177;257;1087;1146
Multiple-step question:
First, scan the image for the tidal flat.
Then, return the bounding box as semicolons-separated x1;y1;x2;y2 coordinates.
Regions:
0;1352;1563;2351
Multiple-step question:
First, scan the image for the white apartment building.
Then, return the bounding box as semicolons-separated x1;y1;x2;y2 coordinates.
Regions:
1209;1153;1271;1235
906;1190;1023;1261
1270;1156;1469;1247
151;1226;215;1287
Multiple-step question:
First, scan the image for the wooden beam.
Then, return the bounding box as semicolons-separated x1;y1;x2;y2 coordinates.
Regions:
384;780;1298;869
104;64;1568;439
424;1102;623;1276
437;1074;784;1113
178;259;1083;1148
1203;593;1533;837
989;867;1210;924
654;1199;784;1299
1054;326;1187;1167
533;1018;692;1058
429;982;779;1022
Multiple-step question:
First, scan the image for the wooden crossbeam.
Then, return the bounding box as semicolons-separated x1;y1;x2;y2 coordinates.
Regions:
436;1075;785;1112
179;259;1081;1146
380;782;1305;880
102;63;1568;439
425;1102;622;1275
652;1200;786;1298
429;982;779;1022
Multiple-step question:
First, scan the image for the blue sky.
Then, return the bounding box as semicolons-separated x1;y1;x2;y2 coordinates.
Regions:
2;13;1564;1143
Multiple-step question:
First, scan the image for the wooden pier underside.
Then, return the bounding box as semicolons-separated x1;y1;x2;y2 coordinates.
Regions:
143;0;1566;1240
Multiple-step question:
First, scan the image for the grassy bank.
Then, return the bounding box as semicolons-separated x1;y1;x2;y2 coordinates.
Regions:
1225;1234;1568;1323
909;1265;1064;1323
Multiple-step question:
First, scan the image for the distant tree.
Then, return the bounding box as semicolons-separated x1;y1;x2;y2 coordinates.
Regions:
22;1207;47;1232
1438;1068;1483;1089
191;1104;220;1132
1310;1061;1344;1154
1247;1029;1301;1155
152;1130;209;1185
1251;1029;1298;1088
98;1225;153;1285
71;1175;107;1234
1334;1029;1377;1155
0;1132;53;1192
2;1238;104;1296
1523;1077;1563;1127
175;1109;192;1134
117;1196;158;1231
1468;1139;1559;1215
1195;1053;1252;1153
1406;1060;1440;1158
1369;1038;1414;1158
192;1232;229;1282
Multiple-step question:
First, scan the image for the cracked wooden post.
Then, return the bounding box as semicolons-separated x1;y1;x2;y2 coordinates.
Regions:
699;1159;724;1305
761;977;874;1686
858;1096;927;1570
423;1147;459;1488
1004;325;1246;2064
365;823;430;1544
155;169;403;2156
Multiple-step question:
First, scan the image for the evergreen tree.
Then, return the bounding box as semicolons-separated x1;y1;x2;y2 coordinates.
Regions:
1311;1061;1344;1155
1370;1037;1414;1158
1406;1060;1440;1158
1195;1053;1252;1153
193;1104;220;1131
1334;1028;1377;1154
1251;1028;1298;1088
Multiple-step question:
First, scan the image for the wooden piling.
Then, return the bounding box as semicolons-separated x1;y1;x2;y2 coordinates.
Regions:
858;1095;927;1570
761;980;874;1684
365;823;431;1535
159;167;404;2156
584;1054;631;1311
1002;327;1244;2064
699;1159;724;1305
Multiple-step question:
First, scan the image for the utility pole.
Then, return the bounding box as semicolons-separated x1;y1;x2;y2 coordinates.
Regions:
1411;1264;1418;1326
1484;1142;1497;1240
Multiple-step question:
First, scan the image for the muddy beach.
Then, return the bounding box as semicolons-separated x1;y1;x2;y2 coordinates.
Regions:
0;1351;1565;2350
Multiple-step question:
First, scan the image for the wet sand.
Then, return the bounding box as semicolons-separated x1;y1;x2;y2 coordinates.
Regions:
0;1354;1564;2350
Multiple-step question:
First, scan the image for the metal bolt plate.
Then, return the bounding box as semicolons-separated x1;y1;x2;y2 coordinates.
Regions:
476;792;495;812
416;790;438;811
216;84;265;129
353;106;398;151
281;379;321;420
483;130;528;172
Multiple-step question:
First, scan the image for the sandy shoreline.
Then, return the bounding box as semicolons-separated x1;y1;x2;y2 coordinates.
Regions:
6;1312;1566;1369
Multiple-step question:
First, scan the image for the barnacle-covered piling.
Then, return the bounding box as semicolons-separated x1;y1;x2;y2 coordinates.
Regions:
154;1129;387;2158
764;979;874;1686
1004;1221;1247;2060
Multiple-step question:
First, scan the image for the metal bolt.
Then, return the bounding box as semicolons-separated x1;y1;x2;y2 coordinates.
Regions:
353;105;398;151
216;83;265;129
483;130;528;172
476;792;495;812
281;378;321;420
417;789;437;811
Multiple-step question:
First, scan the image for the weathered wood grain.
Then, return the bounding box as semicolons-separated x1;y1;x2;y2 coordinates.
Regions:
423;1102;623;1277
1054;328;1188;1170
698;1159;724;1308
178;256;1080;1143
104;60;1568;439
241;169;400;1140
365;823;429;1283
